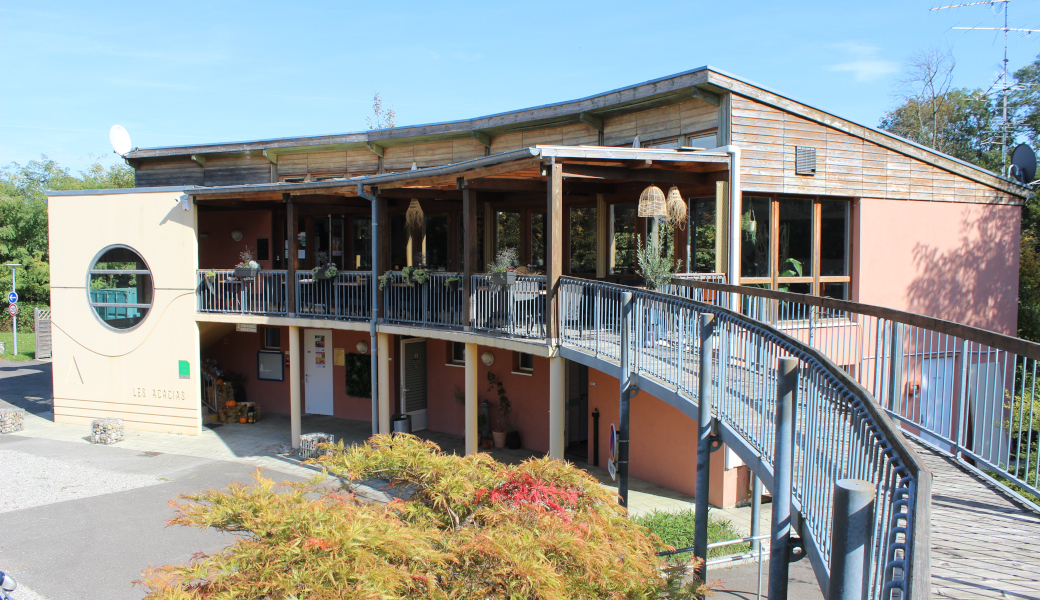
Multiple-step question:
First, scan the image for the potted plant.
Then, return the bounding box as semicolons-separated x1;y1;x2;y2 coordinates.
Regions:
378;270;396;290
488;372;511;448
444;275;462;291
635;234;682;292
234;247;260;279
312;252;339;280
202;270;217;294
487;247;519;287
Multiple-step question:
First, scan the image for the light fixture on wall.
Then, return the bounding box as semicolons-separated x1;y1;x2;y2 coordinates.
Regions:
481;351;495;366
637;185;666;218
356;341;369;354
231;228;244;242
406;198;425;231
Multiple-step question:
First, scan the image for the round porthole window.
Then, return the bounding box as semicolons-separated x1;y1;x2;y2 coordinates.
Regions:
87;245;153;330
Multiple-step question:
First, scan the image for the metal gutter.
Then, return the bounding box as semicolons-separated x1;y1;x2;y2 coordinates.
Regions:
48;185;197;196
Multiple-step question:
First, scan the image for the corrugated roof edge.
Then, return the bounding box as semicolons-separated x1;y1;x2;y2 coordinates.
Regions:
47;186;196;196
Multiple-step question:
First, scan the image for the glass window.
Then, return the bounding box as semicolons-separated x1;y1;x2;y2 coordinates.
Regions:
689;197;716;272
610;204;636;275
424;216;448;269
569;207;597;274
496;211;521;256
517;352;534;372
778;198;813;279
740;196;771;278
353;217;372;270
263;327;281;350
451;341;465;364
685;133;717;149
820;200;848;277
390;214;408;270
87;245;152;330
531;211;546;269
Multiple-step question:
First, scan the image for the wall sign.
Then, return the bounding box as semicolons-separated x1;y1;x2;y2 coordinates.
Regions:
236;323;258;333
178;360;190;380
258;350;284;381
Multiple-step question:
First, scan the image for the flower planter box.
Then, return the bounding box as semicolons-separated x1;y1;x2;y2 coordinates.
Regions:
313;267;337;281
490;271;517;287
234;267;258;279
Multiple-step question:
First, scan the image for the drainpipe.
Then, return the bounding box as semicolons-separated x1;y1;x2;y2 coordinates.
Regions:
359;184;380;436
725;145;741;312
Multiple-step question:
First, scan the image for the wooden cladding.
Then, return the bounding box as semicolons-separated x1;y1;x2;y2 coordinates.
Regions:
730;94;1016;205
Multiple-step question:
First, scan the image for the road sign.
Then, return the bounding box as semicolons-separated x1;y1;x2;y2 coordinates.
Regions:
8;304;16;316
608;423;618;481
7;292;16;304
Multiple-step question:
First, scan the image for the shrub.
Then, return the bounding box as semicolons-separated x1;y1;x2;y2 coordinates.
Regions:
140;435;711;599
635;508;749;559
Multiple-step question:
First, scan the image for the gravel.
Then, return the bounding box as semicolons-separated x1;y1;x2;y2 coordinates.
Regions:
0;450;160;513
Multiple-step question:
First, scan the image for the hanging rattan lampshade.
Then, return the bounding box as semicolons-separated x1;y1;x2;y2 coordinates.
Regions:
637;185;667;218
665;186;687;229
405;198;425;231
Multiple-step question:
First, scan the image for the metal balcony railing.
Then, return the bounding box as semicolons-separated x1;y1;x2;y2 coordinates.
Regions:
381;271;464;329
295;271;372;320
196;270;288;315
472;274;547;339
558;276;927;600
667;278;1040;513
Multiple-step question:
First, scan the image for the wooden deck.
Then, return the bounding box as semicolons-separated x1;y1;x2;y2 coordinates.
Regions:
912;442;1040;599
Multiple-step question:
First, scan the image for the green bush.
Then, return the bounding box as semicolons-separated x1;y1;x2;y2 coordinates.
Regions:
344;352;371;398
0;301;47;333
140;435;712;599
635;507;749;559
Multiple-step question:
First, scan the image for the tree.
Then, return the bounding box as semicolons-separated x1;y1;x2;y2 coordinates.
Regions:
139;434;710;599
0;156;133;309
366;93;396;130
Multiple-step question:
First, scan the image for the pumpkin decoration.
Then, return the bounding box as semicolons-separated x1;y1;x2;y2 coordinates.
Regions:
216;379;224;385
239;417;247;424
225;399;237;408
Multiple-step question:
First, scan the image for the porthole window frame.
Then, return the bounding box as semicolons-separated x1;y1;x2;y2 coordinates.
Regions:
86;244;154;332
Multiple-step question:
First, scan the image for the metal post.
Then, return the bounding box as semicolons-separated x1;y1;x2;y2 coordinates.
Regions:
694;312;716;584
592;408;600;466
369;189;380;436
751;475;763;553
768;356;799;600
828;479;876;600
10;266;16;357
888;323;904;413
618;291;633;508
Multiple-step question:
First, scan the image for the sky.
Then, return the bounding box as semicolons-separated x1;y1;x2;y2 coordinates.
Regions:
2;0;1040;175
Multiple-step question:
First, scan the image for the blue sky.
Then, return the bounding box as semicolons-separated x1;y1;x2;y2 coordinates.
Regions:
2;0;1040;174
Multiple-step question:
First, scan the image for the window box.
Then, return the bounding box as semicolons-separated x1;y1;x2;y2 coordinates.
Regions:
234;267;258;279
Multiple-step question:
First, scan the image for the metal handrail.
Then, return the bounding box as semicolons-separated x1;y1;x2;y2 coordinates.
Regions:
669;277;1040;512
196;269;288;315
296;271;371;320
382;271;464;328
559;275;928;600
472;274;547;339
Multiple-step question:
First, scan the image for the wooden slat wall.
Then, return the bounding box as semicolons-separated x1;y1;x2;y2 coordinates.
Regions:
135;158;205;187
204;154;272;186
731;94;1016;204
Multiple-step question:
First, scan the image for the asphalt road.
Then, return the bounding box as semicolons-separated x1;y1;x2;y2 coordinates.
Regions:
0;434;307;600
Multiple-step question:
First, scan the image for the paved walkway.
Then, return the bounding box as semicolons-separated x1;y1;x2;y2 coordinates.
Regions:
914;442;1040;600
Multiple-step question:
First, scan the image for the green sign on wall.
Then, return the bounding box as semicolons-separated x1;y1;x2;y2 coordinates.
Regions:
178;360;190;380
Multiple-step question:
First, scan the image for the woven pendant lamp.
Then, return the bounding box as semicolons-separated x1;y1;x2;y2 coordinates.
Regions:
665;186;687;229
405;198;425;231
637;185;667;218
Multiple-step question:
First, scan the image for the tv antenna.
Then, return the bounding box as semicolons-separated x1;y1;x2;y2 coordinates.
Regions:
109;124;132;157
931;0;1040;176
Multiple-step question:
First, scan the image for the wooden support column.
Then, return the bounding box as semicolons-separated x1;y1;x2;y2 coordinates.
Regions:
463;188;479;330
465;342;479;454
483;201;494;265
549;355;565;459
596;194;608;279
286;195;297;315
546;162;563;341
378;332;391;434
289;325;301;448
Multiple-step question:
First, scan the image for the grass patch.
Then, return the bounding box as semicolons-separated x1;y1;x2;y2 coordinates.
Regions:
0;331;35;361
988;470;1040;506
634;508;749;559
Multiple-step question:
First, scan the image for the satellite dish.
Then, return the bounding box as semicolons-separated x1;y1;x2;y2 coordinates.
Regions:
1010;143;1036;185
109;125;132;156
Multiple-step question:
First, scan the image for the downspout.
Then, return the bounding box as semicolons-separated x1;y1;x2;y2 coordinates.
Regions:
359;184;380;436
725;145;741;312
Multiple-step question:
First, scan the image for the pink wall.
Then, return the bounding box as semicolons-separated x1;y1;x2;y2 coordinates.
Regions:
204;328;289;413
425;343;551;453
198;209;274;269
854;198;1021;335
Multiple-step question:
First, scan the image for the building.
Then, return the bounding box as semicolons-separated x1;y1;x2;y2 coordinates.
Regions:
47;66;1028;506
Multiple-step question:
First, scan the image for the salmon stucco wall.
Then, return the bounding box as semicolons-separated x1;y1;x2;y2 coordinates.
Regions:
854;198;1021;334
198;209;273;270
48;190;201;434
203;327;290;414
425;343;551;453
587;368;747;505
